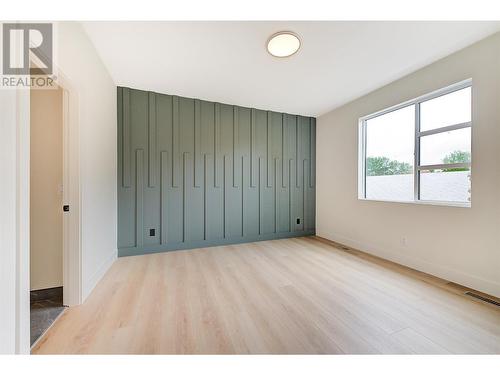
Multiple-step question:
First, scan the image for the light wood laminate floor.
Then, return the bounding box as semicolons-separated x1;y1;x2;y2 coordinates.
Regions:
32;237;500;354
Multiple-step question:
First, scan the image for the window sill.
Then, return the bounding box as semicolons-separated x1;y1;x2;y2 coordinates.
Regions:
358;197;471;208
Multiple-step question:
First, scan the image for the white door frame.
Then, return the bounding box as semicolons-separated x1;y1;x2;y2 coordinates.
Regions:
59;71;82;308
19;68;82;353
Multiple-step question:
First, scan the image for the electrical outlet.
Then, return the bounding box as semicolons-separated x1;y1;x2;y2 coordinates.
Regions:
296;218;301;225
149;229;156;237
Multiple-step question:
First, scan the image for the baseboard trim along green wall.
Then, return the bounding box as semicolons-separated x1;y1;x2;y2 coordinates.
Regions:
117;87;316;257
119;230;316;257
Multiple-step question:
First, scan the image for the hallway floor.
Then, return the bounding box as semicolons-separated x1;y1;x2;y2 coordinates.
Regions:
30;287;65;346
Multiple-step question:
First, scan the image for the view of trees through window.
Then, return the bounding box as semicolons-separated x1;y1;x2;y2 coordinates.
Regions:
366;150;471;176
366;157;412;176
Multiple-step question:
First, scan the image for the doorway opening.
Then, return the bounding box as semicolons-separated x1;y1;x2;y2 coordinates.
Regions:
29;86;66;346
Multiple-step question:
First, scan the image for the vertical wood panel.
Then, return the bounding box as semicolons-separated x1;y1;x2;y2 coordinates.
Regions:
172;96;180;187
302;159;308;231
203;154;208;240
148;92;157;187
250;108;256;187
182;152;188;242
281;114;286;188
194;99;201;187
295;115;300;188
240;156;244;237
288;159;294;232
160;151;168;244
310;118;316;188
118;87;316;256
117;87;123;184
135;149;144;247
267;112;272;187
222;155;227;238
258;157;262;235
214;103;221;188
122;88;131;187
233;106;239;188
274;158;279;233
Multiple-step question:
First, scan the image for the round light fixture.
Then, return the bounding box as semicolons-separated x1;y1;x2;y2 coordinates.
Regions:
267;31;301;58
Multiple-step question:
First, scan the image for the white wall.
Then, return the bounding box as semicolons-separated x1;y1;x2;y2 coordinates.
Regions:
0;86;31;354
30;87;64;291
0;89;20;354
56;22;117;301
1;21;117;353
317;32;500;297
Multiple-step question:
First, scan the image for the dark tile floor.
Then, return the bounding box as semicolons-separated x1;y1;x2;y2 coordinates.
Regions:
30;287;65;346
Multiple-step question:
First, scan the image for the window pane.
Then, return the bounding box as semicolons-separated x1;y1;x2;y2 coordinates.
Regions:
419;168;471;203
420;86;471;131
365;105;414;201
420;127;471;166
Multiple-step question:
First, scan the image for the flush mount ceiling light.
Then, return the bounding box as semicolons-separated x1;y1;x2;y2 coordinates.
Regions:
266;31;301;58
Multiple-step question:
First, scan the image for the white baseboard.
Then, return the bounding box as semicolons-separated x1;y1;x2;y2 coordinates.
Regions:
317;230;500;298
82;249;117;302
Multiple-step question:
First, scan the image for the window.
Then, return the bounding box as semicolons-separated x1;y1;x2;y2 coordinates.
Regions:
359;80;472;206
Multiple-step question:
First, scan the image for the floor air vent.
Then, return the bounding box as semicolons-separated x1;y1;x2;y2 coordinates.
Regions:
465;292;500;307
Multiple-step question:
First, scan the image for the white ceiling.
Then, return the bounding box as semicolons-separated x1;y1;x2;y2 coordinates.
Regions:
82;21;500;117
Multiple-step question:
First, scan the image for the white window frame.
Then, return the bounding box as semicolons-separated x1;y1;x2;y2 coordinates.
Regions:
358;79;472;207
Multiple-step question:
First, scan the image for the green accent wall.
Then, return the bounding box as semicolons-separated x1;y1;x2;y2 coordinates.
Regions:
118;87;316;256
